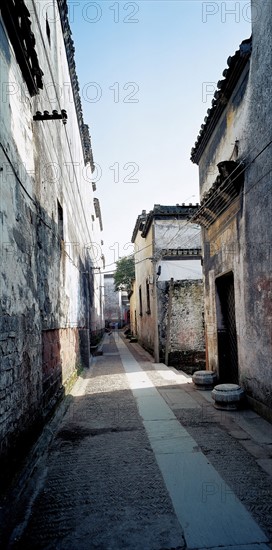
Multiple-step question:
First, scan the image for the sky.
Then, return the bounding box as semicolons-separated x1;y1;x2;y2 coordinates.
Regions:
68;0;251;270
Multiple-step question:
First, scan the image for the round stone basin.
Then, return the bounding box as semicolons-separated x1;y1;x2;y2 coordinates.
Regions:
192;370;217;390
211;383;245;410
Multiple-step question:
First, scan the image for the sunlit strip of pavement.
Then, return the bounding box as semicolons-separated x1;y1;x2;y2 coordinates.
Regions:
115;334;270;550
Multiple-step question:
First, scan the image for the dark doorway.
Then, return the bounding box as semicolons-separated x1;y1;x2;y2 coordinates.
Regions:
216;272;239;384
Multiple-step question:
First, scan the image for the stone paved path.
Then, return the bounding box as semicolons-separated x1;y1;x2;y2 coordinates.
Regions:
1;332;272;549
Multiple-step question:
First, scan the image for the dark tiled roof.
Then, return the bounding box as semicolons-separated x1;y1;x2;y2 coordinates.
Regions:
1;0;44;96
131;211;147;243
93;198;103;231
131;204;200;242
191;37;252;165
57;0;94;169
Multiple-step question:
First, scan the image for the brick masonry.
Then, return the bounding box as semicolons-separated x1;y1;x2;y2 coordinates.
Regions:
0;2;103;487
158;280;205;372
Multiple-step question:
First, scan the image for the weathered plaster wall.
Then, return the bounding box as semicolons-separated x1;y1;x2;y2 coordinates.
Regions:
195;53;250;381
241;0;272;411
158;280;205;372
133;226;154;353
159;259;202;281
201;196;245;376
0;0;103;482
154;219;201;250
195;0;272;415
198;66;251;198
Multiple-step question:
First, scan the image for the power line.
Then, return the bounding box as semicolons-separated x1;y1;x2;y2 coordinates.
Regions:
121;135;272;271
154;137;272;261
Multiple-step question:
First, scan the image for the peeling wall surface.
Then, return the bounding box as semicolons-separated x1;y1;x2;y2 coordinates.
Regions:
158;280;205;372
242;0;272;413
0;0;104;481
154;219;201;250
192;0;272;416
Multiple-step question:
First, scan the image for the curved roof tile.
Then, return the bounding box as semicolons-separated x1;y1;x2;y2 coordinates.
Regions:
191;37;252;165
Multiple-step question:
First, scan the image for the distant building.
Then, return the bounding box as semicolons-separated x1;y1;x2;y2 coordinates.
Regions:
191;0;272;419
104;274;129;328
130;205;205;371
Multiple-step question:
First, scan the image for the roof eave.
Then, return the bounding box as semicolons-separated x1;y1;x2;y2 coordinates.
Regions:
191;37;252;165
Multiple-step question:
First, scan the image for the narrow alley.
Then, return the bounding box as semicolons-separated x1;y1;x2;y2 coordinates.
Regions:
2;332;272;550
1;2;272;549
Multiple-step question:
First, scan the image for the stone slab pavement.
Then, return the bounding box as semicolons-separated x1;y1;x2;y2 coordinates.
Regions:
1;332;272;550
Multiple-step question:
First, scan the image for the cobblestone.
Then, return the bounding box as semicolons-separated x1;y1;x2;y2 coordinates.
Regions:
3;336;185;550
1;333;272;549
